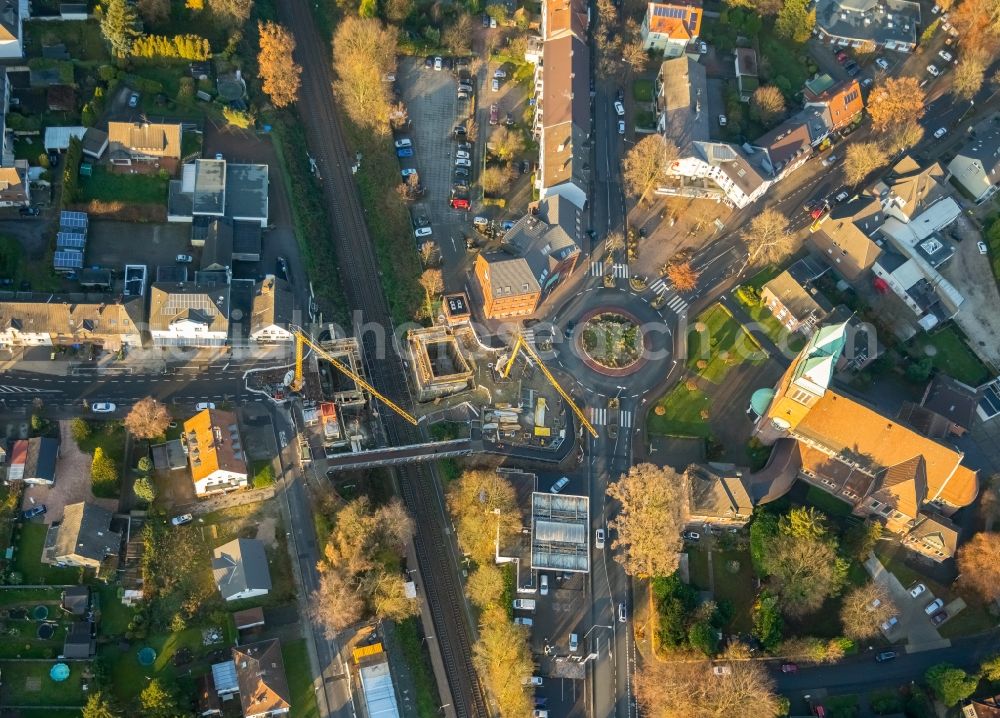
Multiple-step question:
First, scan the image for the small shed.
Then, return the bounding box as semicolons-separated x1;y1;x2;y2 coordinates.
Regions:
232;606;265;631
60;586;90;616
59;3;89;19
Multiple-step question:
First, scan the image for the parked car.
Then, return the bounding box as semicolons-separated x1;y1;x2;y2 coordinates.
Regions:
494;69;507;78
425;55;435;68
513;599;536;611
780;663;798;673
414;227;433;239
550;476;570;493
931;610;948;626
434;56;443;71
712;665;732;676
195;402;216;410
514;617;533;626
482;13;490;26
834;190;849;203
927;64;941;77
614;100;625;116
618;602;627;623
933;127;947;139
21;504;46;520
844;60;860;76
522;676;543;686
490;104;499;125
924;598;944;615
504;112;514;126
492;78;500;92
875;57;890;70
595;528;605;549
938;49;953;62
699;41;708;53
821;154;839;167
128;92;140;107
875;651;898;663
718;114;727;126
540;574;549;595
490;15;497;27
401;168;418;179
618;120;625;135
397;147;414;158
862;77;873;88
176;254;193;263
569;633;579;651
456;150;470;160
394;138;412;149
835;50;849;63
18;206;39;216
171;513;194;526
91;402;116;413
455;157;472;168
454;124;467;137
881;616;899;632
682;531;700;541
454;167;470;179
979;241;989;255
909;583;927;598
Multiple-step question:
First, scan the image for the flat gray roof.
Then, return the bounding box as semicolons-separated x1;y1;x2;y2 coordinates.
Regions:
193;159;226;216
531;492;589;573
225;163;269;223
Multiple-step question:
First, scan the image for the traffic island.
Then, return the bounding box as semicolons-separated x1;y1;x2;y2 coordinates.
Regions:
576;309;648;377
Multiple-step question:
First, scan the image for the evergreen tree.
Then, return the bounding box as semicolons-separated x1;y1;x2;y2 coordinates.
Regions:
100;0;142;58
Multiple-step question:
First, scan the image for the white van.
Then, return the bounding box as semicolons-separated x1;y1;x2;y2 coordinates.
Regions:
513;599;537;611
569;633;579;651
540;574;549;596
618;603;627;623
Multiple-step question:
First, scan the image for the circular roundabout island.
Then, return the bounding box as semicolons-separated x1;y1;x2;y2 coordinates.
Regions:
577;310;647;376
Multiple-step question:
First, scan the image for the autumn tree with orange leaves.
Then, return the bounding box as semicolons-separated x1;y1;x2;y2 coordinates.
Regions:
867;77;925;133
258;21;302;108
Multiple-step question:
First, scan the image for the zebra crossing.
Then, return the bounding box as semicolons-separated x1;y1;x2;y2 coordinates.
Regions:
663;293;688;315
648;277;670;295
589;262;630;278
620;410;633;429
588;406;634;429
0;385;55;393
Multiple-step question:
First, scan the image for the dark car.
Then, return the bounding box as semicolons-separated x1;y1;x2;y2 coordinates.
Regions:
504;112;514;126
397;147;414;158
276;256;289;280
19;207;39;216
845;61;861;77
48;152;60;167
21;504;46;520
836;50;849;63
875;651;898;663
454;124;467;137
780;663;798;673
931;610;948;626
424;55;435;68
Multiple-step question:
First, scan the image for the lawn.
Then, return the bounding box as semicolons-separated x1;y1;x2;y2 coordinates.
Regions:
103;626;213;705
711;549;755;633
804;485;853;518
283;639;321;718
646;383;711;438
24;20;109;62
688;303;766;383
906;324;990;387
80;165;169;205
744;264;782;292
12;522;84;585
686;546;711;590
97;584;136;638
0;660;87;708
77;420;126;466
737;298;807;354
0;587;63;607
0;234;61;291
985;216;1000;287
394;618;440;718
632;78;654;103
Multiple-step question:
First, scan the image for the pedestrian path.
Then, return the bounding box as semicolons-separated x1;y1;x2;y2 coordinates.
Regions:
589;406;607;425
663;293;688;315
648;277;670;295
589;262;630;278
590;261;603;277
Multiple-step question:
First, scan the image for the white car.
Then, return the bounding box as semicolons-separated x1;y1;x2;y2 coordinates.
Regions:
927;64;940;77
492;78;499;92
881;616;899;632
456;150;470;160
176;254;193;263
931;3;941;12
550;476;570;493
683;531;701;541
924;598;944;615
718;114;727;126
712;665;733;676
171;513;194;526
414;227;433;239
490;15;497;27
938;49;953;62
910;583;927;598
595;528;605;549
196;402;216;410
514;617;533;626
979;241;989;255
875;57;890;70
540;574;549;595
822;154;839;167
618;120;625;135
933;127;947;139
834;190;850;203
91;402;116;413
618;602;627;623
394;138;412;149
699;41;708;54
434;56;442;71
614;100;625;116
494;69;507;78
455;158;472;168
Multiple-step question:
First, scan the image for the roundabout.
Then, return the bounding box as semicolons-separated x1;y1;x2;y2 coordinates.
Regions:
576;308;648;376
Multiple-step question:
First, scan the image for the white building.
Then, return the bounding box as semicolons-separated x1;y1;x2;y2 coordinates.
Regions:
148;282;230;347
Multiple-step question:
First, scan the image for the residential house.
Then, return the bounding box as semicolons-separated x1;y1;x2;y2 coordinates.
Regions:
877;157;954;224
232;639;292;718
808;194;884;280
963;697;1000;718
0;0;24;59
0;161;28;206
212;538;272;601
640;0;702;56
149;282;230;347
902;511;959;562
6;437;60;485
734;47;758;102
750;322;979;531
182;408;249;497
805;79;864;133
655;57;709;146
60;585;90;616
167;159;270;227
474;195;581;318
898;373;980;439
196;674;223;717
761;258;832;334
249;275;295;343
63;620;95;658
233;606;266;631
42;502;121;570
946;115;1000;203
686;463;754;528
0;295;144;349
106;121;182;165
814;0;921;52
872;240;962;329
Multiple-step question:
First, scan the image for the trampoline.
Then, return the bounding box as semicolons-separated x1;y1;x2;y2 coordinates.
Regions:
50;663;70;682
36;623;55;640
137;647;156;666
33;605;48;620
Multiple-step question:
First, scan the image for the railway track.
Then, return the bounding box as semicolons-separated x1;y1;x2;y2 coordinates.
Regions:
278;1;488;716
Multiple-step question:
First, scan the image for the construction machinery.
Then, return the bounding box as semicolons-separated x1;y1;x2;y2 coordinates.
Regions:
291;329;419;426
500;333;598;438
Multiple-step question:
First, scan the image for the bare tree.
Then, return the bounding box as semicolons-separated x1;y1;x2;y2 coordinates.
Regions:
622;135;680;205
442;12;474;54
957;531;1000;602
606;464;689;577
623;40;649;74
466;119;479;143
953;49;988;101
666;261;700;292
419;268;444;320
323;496;413;576
482;164;515;196
311;566;364;637
606;230;626;255
473;606;534;717
447;469;521;564
207;0;251;26
844;141;890;185
867;77;926;132
750;85;786;125
124;397;171;440
490;127;525;161
137;0;169;24
419;241;439;267
361;568;420;622
839;581;897;640
740;208;792;271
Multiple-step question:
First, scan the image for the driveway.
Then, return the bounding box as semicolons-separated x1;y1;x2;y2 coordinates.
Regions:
865;555;946;651
939;215;1000;371
21;420;119;520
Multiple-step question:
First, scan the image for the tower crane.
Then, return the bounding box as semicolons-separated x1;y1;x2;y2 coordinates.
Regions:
500;333;598;439
290;329;419;426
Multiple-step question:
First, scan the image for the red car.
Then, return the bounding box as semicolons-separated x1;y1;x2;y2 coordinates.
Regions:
450;197;470;210
780;663;798;673
836;50;849;63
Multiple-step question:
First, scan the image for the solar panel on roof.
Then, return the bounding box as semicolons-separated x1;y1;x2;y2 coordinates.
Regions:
59;210;88;229
53;250;84;270
56;232;87;250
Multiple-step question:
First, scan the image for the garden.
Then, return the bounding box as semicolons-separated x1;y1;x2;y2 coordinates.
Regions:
0;659;88;710
686;303;766;384
580;312;644;370
0;588;74;660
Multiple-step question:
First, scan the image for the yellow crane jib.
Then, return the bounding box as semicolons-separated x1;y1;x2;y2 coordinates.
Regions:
500;333;598;439
292;331;420;427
